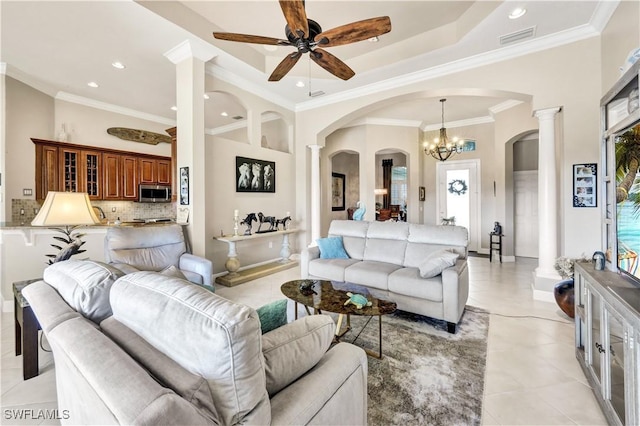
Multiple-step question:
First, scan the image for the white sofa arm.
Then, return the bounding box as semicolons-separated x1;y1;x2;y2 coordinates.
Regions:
179;253;213;288
441;259;469;326
270;342;367;425
300;246;320;278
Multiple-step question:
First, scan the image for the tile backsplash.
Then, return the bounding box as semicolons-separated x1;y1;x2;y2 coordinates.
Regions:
12;199;176;224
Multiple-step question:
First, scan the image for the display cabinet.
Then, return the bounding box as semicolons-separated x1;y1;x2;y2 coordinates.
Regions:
575;263;639;426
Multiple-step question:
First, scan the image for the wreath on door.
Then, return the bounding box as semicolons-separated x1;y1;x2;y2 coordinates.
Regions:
448;179;468;195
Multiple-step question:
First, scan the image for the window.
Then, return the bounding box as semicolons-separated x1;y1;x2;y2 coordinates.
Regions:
391;166;407;207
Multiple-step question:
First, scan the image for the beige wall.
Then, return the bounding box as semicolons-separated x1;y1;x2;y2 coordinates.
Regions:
601;0;640;92
4;77;54;218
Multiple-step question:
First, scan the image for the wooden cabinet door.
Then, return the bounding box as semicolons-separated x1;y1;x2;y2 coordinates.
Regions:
59;147;80;193
82;150;102;199
157;158;171;185
122;155;138;200
139;158;157;184
35;144;59;201
103;153;121;199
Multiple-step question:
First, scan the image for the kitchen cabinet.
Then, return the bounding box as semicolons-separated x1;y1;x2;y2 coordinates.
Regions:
32;139;170;201
575;262;640;426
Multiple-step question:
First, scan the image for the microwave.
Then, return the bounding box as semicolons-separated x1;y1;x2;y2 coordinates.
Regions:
138;184;171;203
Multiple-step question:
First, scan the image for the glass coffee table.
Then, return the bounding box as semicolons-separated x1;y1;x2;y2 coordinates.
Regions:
281;279;397;358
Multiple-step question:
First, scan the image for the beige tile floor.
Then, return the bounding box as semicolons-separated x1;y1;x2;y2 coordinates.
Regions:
0;256;607;425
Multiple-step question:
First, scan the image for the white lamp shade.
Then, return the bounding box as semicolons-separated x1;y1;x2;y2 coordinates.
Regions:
374;188;388;195
31;192;100;226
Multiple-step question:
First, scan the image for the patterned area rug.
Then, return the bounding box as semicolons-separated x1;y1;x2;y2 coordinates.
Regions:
344;307;489;425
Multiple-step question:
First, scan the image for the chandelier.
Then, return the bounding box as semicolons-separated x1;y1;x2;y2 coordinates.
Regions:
424;98;463;161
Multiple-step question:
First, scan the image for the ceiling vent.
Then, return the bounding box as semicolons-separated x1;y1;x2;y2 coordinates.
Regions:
499;26;536;45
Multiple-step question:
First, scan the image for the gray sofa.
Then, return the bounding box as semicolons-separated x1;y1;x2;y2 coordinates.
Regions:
301;220;469;333
22;260;367;425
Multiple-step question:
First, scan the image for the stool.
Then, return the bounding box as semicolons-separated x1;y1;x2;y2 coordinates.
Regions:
489;233;503;263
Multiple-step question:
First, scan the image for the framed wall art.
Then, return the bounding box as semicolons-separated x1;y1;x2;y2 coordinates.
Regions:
573;163;597;207
236;156;275;193
332;172;345;211
180;166;189;205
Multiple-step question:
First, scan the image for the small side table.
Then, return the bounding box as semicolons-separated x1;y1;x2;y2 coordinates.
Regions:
13;279;42;380
489;233;503;263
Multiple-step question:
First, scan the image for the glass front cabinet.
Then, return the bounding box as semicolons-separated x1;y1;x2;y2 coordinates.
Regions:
575;263;639;425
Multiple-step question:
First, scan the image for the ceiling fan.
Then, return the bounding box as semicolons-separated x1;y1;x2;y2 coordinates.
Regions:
212;0;391;81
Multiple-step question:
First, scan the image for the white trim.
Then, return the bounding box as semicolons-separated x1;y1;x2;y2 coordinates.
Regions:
0;62;6;74
345;117;422;129
211;257;285;278
421;115;494;132
502;255;516;263
55;92;176;126
163;39;218;64
206;119;248;136
489;99;524;115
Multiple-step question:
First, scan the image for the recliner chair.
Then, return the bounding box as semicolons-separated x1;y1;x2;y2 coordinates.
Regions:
104;224;213;289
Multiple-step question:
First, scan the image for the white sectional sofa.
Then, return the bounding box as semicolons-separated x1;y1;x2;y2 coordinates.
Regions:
301;220;469;333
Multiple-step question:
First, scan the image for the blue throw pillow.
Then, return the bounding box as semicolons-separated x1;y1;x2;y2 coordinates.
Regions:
316;236;349;259
256;299;288;334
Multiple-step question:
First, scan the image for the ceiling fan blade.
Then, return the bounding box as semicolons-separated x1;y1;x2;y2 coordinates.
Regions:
314;16;391;47
310;48;355;80
213;32;288;46
279;0;308;38
269;51;302;81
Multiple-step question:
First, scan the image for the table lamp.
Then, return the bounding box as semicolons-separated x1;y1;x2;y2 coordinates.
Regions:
31;192;100;264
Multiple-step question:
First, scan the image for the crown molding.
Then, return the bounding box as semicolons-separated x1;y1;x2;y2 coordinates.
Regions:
421;115;494;132
489;99;524;115
590;0;620;33
55;92;176;126
295;23;601;112
207;119;248;136
343;117;422;129
164;39;218;64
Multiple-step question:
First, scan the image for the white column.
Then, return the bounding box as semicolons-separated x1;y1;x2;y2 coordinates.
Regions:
164;40;217;257
309;145;322;244
533;106;562;297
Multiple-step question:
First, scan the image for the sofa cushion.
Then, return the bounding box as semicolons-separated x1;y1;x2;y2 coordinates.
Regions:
388;268;443;301
257;299;288;334
407;224;468;259
43;259;124;323
418;250;460;278
344;261;403;290
104;224;187;271
262;315;335;396
109;271;270;425
308;258;360;282
363;238;407;265
328;220;369;259
316;237;349;259
366;221;410;240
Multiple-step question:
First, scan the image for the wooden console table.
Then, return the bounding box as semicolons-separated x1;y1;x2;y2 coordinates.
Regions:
214;229;299;287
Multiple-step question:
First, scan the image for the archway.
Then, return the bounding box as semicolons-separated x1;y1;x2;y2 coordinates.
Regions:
204;91;249;144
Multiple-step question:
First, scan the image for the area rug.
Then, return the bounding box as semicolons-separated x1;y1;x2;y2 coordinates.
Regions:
344;307;489;425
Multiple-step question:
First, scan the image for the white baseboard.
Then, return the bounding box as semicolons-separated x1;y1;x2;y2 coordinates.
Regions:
212;257;295;278
502;255;516;263
477;248;489;255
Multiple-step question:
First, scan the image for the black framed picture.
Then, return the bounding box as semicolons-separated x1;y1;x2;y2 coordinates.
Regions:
236;157;275;193
180;166;189;205
332;172;345;211
573;163;597;207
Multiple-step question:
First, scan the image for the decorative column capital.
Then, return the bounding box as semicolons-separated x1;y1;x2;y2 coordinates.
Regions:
533;106;562;121
307;144;323;152
164;39;218;64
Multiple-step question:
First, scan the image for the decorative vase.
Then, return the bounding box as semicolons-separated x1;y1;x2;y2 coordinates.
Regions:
554;279;575;319
57;123;68;142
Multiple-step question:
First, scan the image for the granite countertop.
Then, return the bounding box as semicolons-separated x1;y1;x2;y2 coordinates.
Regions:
0;221;178;230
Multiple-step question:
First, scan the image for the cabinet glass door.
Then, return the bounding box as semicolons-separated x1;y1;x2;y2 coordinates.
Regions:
590;290;602;384
607;310;626;424
85;153;99;197
61;150;78;192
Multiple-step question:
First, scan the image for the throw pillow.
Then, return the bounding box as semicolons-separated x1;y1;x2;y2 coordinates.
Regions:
316;236;349;259
418;250;460;278
256;299;288;334
43;259;124;323
262;315;335;396
160;265;188;281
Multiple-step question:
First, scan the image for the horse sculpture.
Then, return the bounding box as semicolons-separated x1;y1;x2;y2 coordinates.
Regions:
257;212;277;233
240;213;257;235
275;216;291;231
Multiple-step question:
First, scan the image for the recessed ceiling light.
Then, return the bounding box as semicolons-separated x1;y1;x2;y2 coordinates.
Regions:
112;61;126;69
171;106;177;111
509;7;526;19
221;111;228;117
203;94;210;100
87;81;99;88
296;81;305;88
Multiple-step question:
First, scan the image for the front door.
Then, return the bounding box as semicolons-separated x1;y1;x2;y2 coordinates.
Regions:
436;159;481;252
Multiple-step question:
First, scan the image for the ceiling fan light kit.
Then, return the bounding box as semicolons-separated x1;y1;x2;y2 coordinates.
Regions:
424;99;464;162
212;0;391;82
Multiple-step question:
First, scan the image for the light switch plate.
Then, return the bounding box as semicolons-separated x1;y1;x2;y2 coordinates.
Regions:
23;188;33;196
